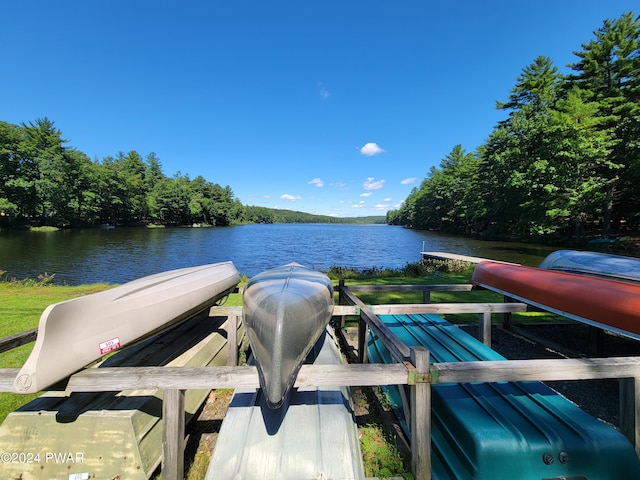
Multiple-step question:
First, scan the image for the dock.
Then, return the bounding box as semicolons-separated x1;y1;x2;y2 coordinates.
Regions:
421;251;519;264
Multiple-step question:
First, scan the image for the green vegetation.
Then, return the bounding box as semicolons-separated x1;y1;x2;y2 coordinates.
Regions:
0;118;384;229
243;206;385;224
360;423;410;479
388;12;640;242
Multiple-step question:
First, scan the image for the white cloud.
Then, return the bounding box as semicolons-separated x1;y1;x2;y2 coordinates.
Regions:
384;197;392;202
360;142;385;156
375;203;390;210
363;177;386;190
281;194;302;201
308;178;324;187
317;81;330;99
401;177;417;185
360;192;373;197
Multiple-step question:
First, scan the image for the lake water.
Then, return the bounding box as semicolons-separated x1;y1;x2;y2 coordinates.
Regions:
0;224;556;285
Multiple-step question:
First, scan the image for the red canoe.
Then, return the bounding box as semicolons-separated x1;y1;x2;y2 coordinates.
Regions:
471;261;640;339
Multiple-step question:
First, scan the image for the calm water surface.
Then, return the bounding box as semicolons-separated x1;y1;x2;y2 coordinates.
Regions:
0;224;556;285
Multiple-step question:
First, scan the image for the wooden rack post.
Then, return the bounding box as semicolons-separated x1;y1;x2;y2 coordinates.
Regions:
410;346;431;480
162;388;186;480
227;314;238;366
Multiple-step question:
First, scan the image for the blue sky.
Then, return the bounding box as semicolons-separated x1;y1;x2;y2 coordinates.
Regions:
1;2;636;217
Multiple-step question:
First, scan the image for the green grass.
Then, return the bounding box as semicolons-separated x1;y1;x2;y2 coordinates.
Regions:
360;423;411;479
0;282;115;423
0;283;113;337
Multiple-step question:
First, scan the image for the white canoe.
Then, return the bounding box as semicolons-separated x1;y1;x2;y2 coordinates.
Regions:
14;261;240;394
538;249;640;283
243;263;334;408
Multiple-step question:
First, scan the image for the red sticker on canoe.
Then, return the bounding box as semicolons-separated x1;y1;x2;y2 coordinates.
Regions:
99;337;121;354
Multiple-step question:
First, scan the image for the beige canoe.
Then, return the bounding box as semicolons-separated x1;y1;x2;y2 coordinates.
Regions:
14;261;240;394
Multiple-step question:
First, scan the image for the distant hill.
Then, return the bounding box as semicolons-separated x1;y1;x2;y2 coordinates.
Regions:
243;206;387;224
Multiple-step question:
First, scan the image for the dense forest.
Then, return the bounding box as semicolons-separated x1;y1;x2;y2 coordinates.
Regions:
387;12;640;242
0;118;384;228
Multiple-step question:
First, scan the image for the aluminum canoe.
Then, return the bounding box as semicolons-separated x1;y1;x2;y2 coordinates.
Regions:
243;263;334;408
538;249;640;283
206;327;365;480
14;261;240;394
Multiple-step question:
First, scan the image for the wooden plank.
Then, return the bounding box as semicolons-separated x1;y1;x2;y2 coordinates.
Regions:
421;251;518;264
64;363;410;392
620;377;640;454
432;357;640;384
410;347;431;480
0;329;37;353
227;315;238;366
358;317;369;363
11;356;640;394
334;305;358;316
162;389;185;480
370;302;527;315
209;295;528;317
211;304;360;317
479;311;492;347
346;284;475;293
209;305;242;316
0;369;18;391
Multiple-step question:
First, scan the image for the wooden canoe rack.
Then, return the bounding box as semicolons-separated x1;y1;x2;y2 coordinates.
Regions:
1;283;640;479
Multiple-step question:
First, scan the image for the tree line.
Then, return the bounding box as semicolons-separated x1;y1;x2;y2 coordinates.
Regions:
387;12;640;242
0;118;385;228
0;118;244;227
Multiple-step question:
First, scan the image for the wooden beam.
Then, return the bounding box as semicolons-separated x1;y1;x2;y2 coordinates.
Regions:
620;376;640;454
369;303;527;315
0;328;37;353
410;347;431;480
227;315;238;366
8;356;640;394
211;304;362;317
209;305;242;316
479;311;492;347
432;357;640;384
0;369;18;391
358;317;369;364
64;363;410;392
162;388;185;480
346;284;475;293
